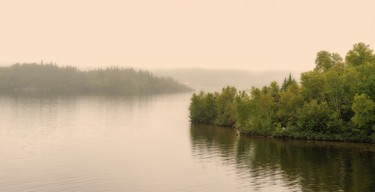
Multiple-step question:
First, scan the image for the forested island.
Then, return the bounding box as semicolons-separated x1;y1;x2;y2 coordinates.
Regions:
0;63;192;95
189;43;375;143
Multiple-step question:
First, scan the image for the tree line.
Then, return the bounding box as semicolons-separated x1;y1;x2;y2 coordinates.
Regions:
0;63;192;95
189;43;375;142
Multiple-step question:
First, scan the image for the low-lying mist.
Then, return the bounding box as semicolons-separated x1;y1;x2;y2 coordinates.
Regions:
153;68;298;92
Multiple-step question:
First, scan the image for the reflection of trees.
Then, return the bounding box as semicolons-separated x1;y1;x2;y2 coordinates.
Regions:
190;124;238;165
191;124;375;191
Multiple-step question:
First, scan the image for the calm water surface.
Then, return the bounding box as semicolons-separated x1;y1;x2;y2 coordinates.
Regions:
0;93;374;192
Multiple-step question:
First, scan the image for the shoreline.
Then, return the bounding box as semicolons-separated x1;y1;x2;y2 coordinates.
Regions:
197;123;375;144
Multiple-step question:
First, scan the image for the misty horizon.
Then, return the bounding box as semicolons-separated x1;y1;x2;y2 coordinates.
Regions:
1;0;374;72
1;1;375;191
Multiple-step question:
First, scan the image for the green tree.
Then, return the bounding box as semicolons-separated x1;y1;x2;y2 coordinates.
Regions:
241;85;277;135
278;82;302;128
345;42;375;66
314;51;343;72
189;91;217;123
281;74;296;91
300;71;326;102
297;100;332;133
351;93;375;135
235;91;252;129
357;63;375;100
215;86;237;127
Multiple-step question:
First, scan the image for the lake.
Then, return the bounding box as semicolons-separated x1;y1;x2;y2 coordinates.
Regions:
0;93;374;192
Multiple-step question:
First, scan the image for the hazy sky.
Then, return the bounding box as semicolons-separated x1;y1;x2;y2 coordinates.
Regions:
0;0;374;72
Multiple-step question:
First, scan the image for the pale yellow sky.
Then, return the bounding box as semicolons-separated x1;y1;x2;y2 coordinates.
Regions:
0;0;374;72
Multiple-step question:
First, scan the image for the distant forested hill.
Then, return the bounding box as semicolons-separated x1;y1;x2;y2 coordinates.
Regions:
0;63;192;95
153;68;296;92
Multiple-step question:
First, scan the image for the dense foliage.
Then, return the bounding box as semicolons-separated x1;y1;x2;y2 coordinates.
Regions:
0;63;192;95
189;43;375;142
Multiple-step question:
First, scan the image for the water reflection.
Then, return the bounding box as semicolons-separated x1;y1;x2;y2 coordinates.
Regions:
190;124;375;192
1;94;374;192
0;93;193;192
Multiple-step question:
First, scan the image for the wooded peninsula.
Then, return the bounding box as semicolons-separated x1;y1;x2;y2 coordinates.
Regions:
189;43;375;143
0;63;192;95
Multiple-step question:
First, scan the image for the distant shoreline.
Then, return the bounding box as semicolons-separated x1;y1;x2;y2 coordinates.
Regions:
0;63;193;96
